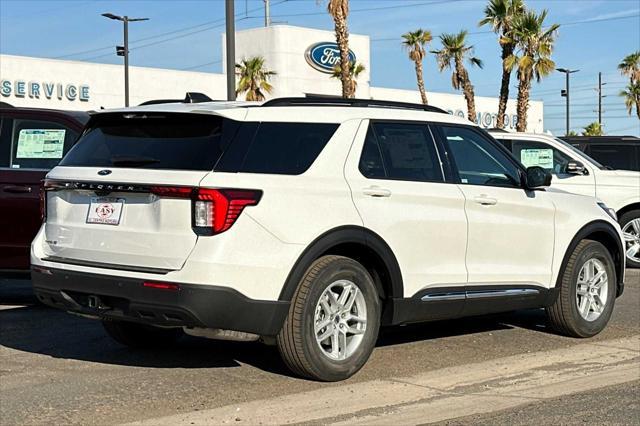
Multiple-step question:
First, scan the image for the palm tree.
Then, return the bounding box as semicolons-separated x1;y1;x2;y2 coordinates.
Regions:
618;51;640;84
479;0;525;128
582;122;604;136
326;0;352;98
432;31;483;123
618;52;640;119
620;81;640;119
235;57;276;101
504;9;559;132
402;29;433;105
331;61;365;96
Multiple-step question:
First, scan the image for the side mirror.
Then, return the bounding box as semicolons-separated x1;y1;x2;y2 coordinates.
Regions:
524;166;552;189
565;160;587;175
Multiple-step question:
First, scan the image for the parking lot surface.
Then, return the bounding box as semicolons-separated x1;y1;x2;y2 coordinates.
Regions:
1;270;639;425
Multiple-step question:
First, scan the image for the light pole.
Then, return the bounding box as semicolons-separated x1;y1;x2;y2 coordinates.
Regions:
225;0;236;101
102;13;149;107
556;67;579;136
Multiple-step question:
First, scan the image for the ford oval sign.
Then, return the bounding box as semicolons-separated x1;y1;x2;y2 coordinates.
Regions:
305;42;356;74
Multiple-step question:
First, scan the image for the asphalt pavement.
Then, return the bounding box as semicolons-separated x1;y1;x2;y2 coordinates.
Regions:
1;270;638;425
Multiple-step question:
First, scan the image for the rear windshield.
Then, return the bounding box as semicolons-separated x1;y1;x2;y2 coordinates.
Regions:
60;113;239;170
60;112;339;174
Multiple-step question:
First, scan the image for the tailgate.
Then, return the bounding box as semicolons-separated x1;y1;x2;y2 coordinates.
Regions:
42;168;208;272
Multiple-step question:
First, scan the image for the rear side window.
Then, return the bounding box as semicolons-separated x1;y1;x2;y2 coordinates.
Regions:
587;144;638;171
217;122;339;175
61;113;239;170
9;119;79;170
359;122;444;183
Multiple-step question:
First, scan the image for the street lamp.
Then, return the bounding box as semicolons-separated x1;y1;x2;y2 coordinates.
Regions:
102;13;149;107
556;68;579;136
225;0;236;101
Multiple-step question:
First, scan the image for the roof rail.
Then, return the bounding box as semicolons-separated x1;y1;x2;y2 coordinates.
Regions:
262;97;449;114
486;127;509;133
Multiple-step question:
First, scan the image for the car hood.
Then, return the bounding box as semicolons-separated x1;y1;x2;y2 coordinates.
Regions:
595;169;640;188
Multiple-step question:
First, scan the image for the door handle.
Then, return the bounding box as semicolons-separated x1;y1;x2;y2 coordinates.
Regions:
473;195;497;206
3;185;32;194
363;186;392;198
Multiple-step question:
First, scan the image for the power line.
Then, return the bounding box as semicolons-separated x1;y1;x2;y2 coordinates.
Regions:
371;13;640;42
254;0;462;20
53;0;289;60
180;59;223;71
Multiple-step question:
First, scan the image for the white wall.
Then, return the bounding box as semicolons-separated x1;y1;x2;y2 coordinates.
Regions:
228;25;371;99
0;54;226;110
371;87;544;132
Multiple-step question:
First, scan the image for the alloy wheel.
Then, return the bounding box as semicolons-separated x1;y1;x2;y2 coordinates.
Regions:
575;258;609;322
314;279;367;361
622;218;640;264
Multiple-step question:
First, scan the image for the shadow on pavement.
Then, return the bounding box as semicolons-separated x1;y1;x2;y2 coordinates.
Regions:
378;308;551;347
0;277;38;306
0;284;554;378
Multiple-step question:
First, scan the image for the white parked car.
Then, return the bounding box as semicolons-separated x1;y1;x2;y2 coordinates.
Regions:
489;130;640;268
32;98;625;381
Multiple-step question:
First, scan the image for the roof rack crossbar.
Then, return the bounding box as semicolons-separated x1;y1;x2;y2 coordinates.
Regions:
262;97;449;114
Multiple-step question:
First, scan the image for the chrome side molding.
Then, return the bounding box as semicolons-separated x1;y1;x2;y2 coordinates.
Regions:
421;292;466;302
467;288;540;299
422;288;540;302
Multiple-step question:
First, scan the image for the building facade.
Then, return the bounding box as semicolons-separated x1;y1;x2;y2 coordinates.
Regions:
0;25;543;131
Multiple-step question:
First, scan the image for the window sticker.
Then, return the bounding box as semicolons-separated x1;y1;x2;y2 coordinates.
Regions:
16;129;66;159
520;148;553;169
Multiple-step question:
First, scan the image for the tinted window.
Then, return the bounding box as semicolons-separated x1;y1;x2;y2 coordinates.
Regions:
238;122;338;175
61;113;239;171
359;122;443;182
587;144;638;171
440;126;520;188
9;119;79;170
358;126;386;179
510;139;573;175
0;116;8;167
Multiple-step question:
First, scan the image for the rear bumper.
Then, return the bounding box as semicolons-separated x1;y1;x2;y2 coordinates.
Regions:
32;267;290;336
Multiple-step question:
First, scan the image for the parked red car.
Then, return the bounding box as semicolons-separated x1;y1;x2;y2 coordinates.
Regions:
0;106;89;274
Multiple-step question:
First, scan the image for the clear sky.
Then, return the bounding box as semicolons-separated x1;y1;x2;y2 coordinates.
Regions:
1;0;639;136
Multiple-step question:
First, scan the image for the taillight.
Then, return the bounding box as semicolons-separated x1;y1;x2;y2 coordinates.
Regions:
149;186;261;236
193;189;262;235
150;186;193;198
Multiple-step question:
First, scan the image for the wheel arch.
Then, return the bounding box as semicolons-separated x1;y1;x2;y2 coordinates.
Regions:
558;220;625;297
278;225;404;323
616;202;640;220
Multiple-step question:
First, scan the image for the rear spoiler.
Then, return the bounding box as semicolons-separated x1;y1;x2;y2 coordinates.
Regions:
139;92;214;106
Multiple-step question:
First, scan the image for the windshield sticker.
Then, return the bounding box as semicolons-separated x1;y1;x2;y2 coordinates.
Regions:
521;148;553;169
16;129;66;159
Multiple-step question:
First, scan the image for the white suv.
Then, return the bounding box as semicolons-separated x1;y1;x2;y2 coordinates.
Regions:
489;130;640;268
32;98;625;381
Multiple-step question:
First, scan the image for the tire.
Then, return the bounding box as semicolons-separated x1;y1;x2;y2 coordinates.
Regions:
277;255;381;381
102;319;183;349
619;209;640;268
546;239;616;338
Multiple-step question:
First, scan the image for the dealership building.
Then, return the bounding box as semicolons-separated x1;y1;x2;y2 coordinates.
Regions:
0;25;543;131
